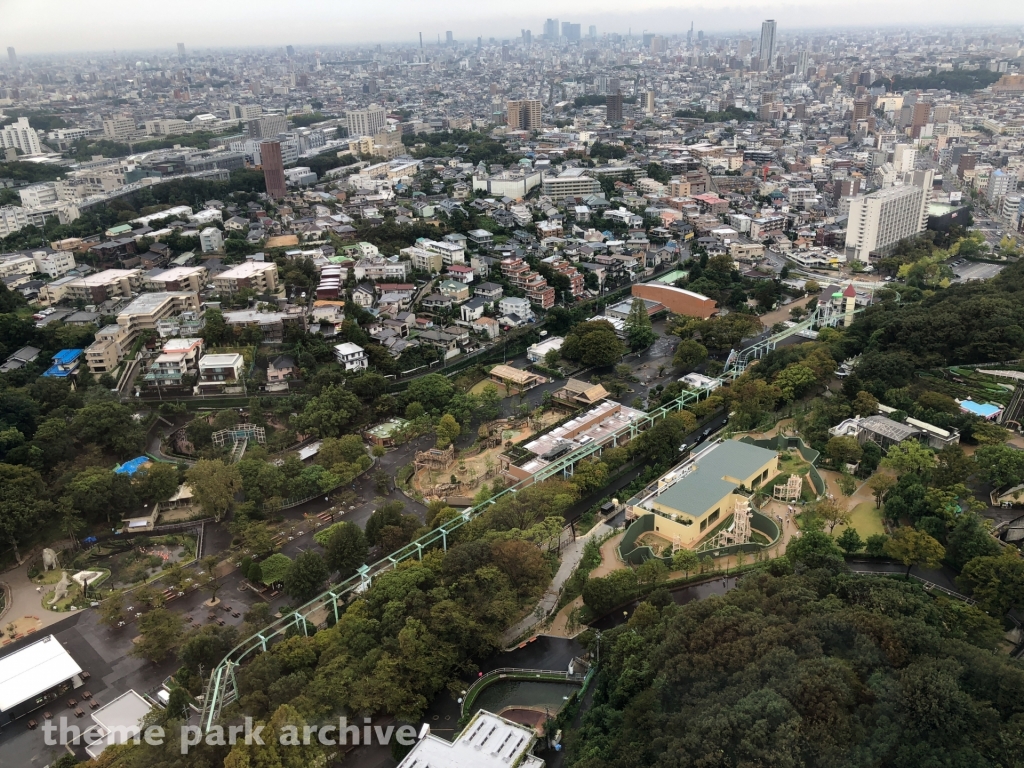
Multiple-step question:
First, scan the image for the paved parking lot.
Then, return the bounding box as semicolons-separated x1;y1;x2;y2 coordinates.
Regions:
952;261;1004;282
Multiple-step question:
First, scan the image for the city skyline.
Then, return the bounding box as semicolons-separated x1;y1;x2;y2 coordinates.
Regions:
3;1;1024;53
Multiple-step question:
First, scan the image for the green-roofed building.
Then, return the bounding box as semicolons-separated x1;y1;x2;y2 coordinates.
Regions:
635;440;779;548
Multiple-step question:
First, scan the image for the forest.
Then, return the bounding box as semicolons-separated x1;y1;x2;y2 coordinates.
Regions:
566;562;1023;768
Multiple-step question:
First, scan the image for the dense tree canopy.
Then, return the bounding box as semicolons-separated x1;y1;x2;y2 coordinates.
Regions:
567;568;1021;768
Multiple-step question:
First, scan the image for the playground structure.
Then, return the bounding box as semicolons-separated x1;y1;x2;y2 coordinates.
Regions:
695;497;753;554
212;424;266;463
414;444;455;473
198;301;860;732
773;474;803;502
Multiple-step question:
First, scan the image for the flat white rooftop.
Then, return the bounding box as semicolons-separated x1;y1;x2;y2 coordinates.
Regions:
85;689;153;759
398;711;543;768
216;261;275;280
0;634;82;713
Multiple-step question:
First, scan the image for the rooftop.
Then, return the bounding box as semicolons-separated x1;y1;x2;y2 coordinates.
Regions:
651;440;778;519
397;711;542;768
0;634;82;713
119;291;194;316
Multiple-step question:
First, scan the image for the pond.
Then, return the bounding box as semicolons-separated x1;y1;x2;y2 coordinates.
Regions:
471;679;582;721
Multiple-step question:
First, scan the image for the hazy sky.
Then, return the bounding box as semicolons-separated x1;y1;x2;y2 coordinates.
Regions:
4;0;1024;53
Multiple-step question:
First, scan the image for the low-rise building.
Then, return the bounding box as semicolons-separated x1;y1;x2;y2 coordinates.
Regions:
397;710;543;768
212;261;279;294
197;353;245;393
501;400;645;484
527;336;564;362
626;440;779;549
144;266;208;293
334;342;368;371
199;227;224;253
64;269;144;302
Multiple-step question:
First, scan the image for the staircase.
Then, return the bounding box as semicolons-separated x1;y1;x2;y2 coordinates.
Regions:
229;437;248;464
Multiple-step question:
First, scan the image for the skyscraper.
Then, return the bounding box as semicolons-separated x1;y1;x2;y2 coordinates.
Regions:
446;31;454;46
606;92;623;123
176;43;185;62
260;141;287;199
544;19;559;41
758;20;777;71
589;26;597;39
522;29;532;47
286;45;295;57
7;47;17;66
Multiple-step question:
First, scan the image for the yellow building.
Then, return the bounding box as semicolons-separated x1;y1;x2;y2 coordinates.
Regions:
630;440;779;549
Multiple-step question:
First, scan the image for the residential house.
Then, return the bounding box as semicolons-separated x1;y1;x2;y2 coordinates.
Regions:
334;342;368;371
438;279;470;303
196;353;245;393
267;355;298;382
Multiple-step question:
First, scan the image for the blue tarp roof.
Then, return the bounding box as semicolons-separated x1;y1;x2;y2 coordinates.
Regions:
52;349;84;365
115;456;151;476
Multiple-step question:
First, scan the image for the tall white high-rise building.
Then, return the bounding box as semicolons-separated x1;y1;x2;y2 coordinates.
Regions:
1001;195;1020;229
987;169;1016;204
177;43;186;62
758;20;777;71
0;117;42;155
892;144;917;174
845;170;933;262
7;47;16;66
345;105;387;138
796;51;810;79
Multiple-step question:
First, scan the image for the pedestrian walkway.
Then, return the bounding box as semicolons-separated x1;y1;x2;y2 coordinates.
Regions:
501;522;613;646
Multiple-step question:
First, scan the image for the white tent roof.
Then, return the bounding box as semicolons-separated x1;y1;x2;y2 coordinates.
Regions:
0;635;82;712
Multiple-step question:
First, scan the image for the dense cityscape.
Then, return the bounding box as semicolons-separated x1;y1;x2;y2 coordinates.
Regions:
1;12;1024;768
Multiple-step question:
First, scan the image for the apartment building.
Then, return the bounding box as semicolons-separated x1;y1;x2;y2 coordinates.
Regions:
116;292;201;347
987;169;1016;204
65;269;144;303
542;168;602;197
419;238;465;265
84;325;129;374
199;227;223;253
346;105;387;137
102;114;136;141
212;261;279;294
143;119;190;136
550;258;585;298
0;117;42;155
500;257;556;309
0;206;30;238
26;248;76;278
845;174;931;261
143;338;204;388
222;308;305;343
144;266;208;293
352;256;411;281
506;99;542;130
401;246;443;274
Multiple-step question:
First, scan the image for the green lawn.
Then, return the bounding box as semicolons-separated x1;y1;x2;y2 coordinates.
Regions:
839;501;886;539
